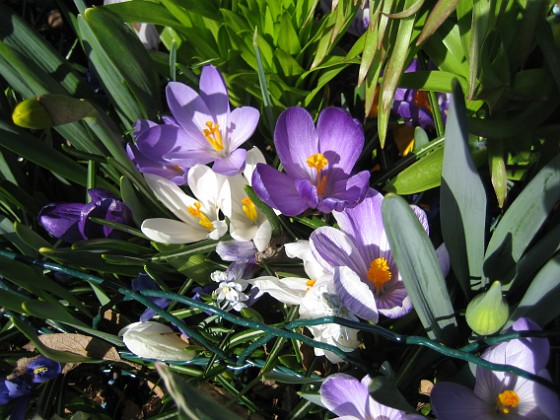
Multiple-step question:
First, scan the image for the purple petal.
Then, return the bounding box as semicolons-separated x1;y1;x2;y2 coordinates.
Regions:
295;178;320;210
127;143;188;185
216;240;257;262
318;169;371;213
135;123;191;158
377;282;412;319
198;65;230;129
274;107;318;180
166;81;212;139
411;205;429;235
436;243;451;278
212;148;247;176
320;373;370;418
334;266;379;322
310;227;369;275
251;164;308;216
316;107;364;172
431;382;492;420
38;203;84;242
228;106;260;150
27;357;61;383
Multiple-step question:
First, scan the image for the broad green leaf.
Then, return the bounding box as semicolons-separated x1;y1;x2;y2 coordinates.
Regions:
0;289;27;312
277;14;301;55
0;216;37;257
514;0;548;68
156;363;244;420
502;224;560;292
440;83;486;296
488;139;507;208
508;254;560;328
23;301;88;327
384;147;443;194
484;153;560;281
536;16;560;96
383;194;458;344
14;222;52;253
423;20;468;79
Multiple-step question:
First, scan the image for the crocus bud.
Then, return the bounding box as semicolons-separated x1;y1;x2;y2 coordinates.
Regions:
119;321;196;361
13;95;96;129
38;189;132;243
12;97;53;129
466;281;509;336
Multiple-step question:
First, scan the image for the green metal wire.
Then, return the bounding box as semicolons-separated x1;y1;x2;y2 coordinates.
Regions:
1;249;557;389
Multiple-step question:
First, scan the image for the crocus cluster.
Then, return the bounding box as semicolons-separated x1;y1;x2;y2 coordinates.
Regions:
1;357;61;420
38;189;133;243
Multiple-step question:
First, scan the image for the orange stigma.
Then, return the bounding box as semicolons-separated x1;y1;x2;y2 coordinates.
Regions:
187;201;214;231
367;258;392;291
241;197;258;222
496;390;519;415
307;153;328;196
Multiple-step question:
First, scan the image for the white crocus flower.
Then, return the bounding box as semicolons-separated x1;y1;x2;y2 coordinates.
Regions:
247;240;332;305
141;165;230;243
224;148;272;252
299;284;360;363
119;321;195;361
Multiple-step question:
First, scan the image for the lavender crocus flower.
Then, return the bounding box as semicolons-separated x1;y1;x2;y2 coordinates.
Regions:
431;317;560;419
252;107;370;216
38;189;133;242
127;119;189;185
320;373;424;419
392;60;449;130
26;357;61;384
133;65;259;176
310;188;429;322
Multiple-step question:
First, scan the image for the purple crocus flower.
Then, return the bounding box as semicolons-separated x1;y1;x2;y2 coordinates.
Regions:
252;106;370;216
127;118;189;185
38;189;133;242
320;373;424;419
310;188;429;322
431;317;560;419
392;60;449;130
26;357;61;384
133;65;259;176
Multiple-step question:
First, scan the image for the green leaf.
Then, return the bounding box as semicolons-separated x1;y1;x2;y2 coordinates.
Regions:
22;301;88;327
384;147;443;194
484;153;560;281
383;194;458;344
416;0;459;46
103;0;182;28
440;82;487;296
79;7;161;126
156;363;244;420
277;14;301;55
488;139;507;208
508;253;560;327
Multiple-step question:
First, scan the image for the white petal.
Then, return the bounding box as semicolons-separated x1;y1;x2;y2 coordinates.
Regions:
244;147;266;183
253;221;272;252
141;218;207;244
249;276;310;305
144;173;194;222
119;321;195;361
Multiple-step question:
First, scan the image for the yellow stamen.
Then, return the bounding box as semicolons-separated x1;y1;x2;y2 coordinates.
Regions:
307;153;329;196
170;164;185;174
203;121;224;152
306;279;316;291
33;366;49;375
496;390;519;415
367;258;392;291
241;197;258;222
187;201;214;231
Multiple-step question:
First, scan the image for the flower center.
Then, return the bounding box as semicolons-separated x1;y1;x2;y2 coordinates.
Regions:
203;121;224;152
307;153;328;196
413;91;431;112
33;366;49;375
187;201;214;231
496;390;520;415
241;197;258;222
367;258;392;291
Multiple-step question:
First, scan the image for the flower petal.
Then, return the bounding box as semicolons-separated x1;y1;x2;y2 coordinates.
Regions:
228;106;260;150
198;65;230;129
274;107;318;179
316;107;364;172
249;276;309;305
320;373;370;419
252;163;308;216
310;227;368;275
431;382;493;420
334;266;378;322
212;148;247;175
144;173;195;222
141;218;207;243
166;81;211;139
